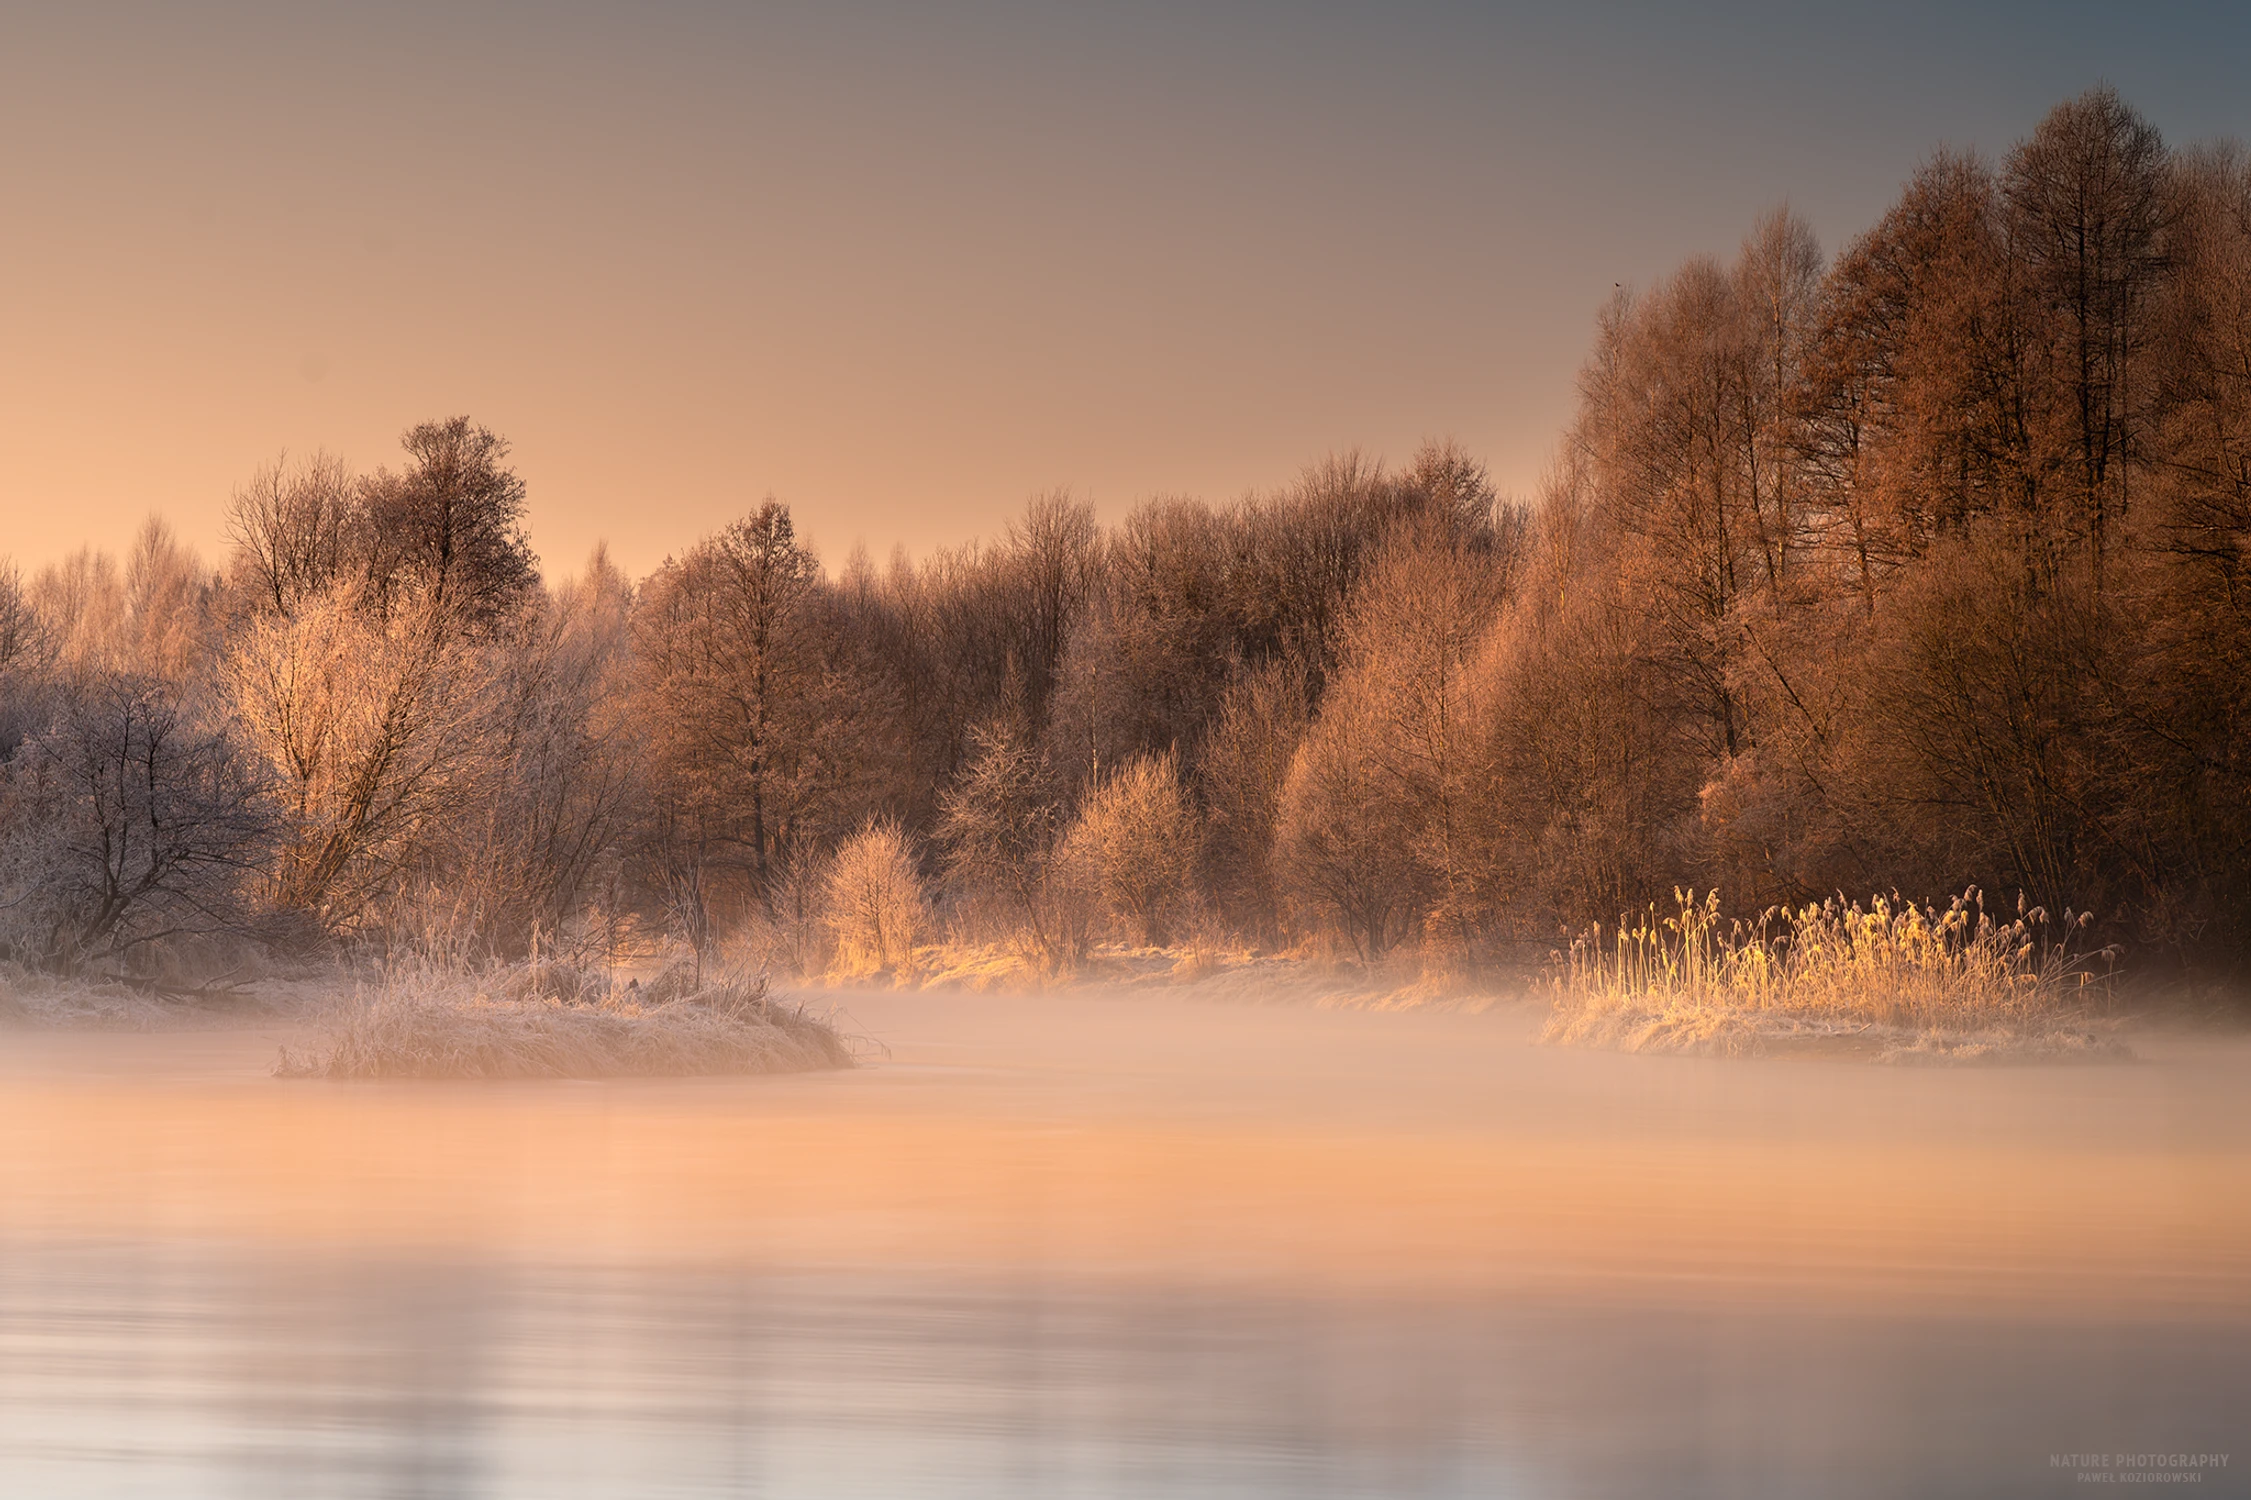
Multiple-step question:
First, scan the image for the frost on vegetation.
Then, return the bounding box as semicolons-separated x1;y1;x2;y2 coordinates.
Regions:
1541;888;2131;1064
0;958;301;1030
274;960;857;1080
823;820;930;979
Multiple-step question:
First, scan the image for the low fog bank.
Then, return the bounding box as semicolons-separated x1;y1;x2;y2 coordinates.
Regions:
2;985;2246;1318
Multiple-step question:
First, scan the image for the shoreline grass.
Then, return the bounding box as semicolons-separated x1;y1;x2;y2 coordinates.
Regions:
1541;889;2130;1063
0;959;302;1030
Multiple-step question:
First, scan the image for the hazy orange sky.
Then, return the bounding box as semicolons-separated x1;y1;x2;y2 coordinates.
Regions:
4;1;2246;581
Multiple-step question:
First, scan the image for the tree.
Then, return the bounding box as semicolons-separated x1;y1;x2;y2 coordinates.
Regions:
1330;532;1514;961
939;720;1069;966
2005;87;2170;594
0;675;273;971
1275;682;1425;962
1731;207;1825;606
635;500;830;915
226;450;362;616
30;547;128;673
1047;498;1236;793
120;516;214;681
1061;750;1198;947
223;582;500;925
0;561;57;765
1466;473;1705;928
1001;491;1100;736
360;417;539;631
445;547;641;957
1196;658;1308;942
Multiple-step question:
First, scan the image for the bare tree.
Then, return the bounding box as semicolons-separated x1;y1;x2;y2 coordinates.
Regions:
1047;497;1235;794
1465;473;1704;929
938;720;1068;967
444;547;641;957
30;547;128;674
121;516;214;681
1330;532;1514;962
226;450;362;615
0;561;45;679
1275;682;1425;962
0;675;273;971
1061;750;1198;947
2006;87;2170;595
360;417;540;631
1196;658;1308;943
635;500;827;912
0;561;58;765
1002;491;1100;735
223;583;500;925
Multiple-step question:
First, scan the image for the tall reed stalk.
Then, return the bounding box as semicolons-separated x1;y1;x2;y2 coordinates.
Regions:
1553;888;2114;1032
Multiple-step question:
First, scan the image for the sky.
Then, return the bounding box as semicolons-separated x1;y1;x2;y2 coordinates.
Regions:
2;0;2247;581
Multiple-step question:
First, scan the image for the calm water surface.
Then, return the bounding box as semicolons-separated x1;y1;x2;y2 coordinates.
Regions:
1;990;2246;1498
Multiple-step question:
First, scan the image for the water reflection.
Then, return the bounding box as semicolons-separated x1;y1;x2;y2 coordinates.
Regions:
3;1239;2245;1499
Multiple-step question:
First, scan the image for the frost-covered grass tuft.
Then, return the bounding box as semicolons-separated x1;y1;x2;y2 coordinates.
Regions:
275;963;856;1080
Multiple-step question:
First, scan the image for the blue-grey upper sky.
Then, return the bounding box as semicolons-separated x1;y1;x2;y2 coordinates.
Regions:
3;1;2245;577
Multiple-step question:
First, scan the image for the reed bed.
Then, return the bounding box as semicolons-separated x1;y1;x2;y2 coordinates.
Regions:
276;963;856;1079
1543;889;2125;1061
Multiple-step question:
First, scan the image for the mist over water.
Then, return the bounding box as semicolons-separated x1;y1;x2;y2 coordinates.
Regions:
2;990;2247;1499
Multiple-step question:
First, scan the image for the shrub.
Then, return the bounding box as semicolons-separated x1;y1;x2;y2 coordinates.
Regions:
1060;750;1198;946
824;820;929;976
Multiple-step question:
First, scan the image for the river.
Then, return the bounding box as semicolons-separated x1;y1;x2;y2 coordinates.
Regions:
1;987;2245;1497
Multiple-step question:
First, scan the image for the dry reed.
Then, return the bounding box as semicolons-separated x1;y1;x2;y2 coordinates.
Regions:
1543;888;2124;1060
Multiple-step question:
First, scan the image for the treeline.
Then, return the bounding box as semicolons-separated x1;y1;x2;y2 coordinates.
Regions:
1;88;2246;982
